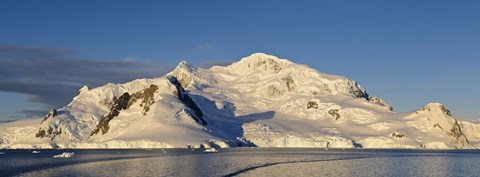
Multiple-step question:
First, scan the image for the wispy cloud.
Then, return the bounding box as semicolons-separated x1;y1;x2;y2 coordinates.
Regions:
0;44;172;117
11;109;47;119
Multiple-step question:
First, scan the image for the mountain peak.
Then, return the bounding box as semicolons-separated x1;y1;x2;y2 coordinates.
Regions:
425;102;443;107
79;85;89;94
3;52;479;150
227;53;293;74
168;61;197;88
417;103;452;116
175;61;195;72
247;52;277;58
241;52;291;63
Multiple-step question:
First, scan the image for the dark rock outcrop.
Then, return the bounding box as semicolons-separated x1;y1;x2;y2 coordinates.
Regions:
350;83;369;99
90;84;160;136
91;92;131;136
368;96;394;111
256;58;283;73
447;120;469;146
282;75;295;91
36;127;62;139
440;105;452;116
416;104;451;116
391;131;406;138
169;76;207;126
353;89;369;99
129;84;158;115
36;109;61;139
266;85;284;97
328;109;341;120
433;120;469;147
306;101;318;109
41;109;57;124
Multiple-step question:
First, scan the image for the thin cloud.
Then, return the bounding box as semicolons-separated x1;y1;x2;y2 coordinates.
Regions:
0;44;236;119
0;44;172;117
13;109;47;119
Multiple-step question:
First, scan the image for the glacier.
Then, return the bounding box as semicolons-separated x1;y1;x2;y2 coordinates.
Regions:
1;53;479;149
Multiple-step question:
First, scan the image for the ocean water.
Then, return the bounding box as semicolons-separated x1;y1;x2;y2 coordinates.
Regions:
1;148;479;177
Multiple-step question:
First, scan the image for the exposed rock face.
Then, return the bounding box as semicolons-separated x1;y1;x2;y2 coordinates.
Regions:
91;92;131;136
353;90;368;99
282;75;295;91
129;84;158;115
307;101;319;109
351;83;369;99
256;57;284;73
433;120;470;147
391;131;406;138
415;103;471;148
447;120;469;146
91;84;160;136
328;109;341;120
36;127;62;139
440;105;452;116
266;85;284;97
416;104;452;115
41;109;57;124
368;96;394;111
169;76;207;126
5;53;480;150
36;109;61;139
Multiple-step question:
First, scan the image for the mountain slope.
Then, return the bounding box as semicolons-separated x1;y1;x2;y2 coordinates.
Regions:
1;53;479;149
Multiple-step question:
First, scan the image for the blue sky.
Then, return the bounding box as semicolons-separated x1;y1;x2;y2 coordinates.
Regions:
0;0;479;120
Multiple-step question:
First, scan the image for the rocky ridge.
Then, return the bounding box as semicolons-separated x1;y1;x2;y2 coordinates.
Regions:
0;53;479;149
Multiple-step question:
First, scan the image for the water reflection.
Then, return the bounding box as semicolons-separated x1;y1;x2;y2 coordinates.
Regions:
5;149;480;177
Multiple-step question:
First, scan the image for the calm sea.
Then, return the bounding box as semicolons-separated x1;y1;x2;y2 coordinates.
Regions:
1;148;479;177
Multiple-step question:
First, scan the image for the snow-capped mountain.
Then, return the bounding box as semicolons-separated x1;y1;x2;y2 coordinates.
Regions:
1;53;479;149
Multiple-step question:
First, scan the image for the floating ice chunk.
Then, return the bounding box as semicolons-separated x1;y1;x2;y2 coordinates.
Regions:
53;152;74;158
204;148;218;153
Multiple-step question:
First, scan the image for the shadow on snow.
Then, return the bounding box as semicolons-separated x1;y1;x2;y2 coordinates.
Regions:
189;93;275;147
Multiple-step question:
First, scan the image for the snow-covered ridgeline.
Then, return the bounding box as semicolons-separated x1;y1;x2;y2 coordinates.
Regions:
1;53;479;149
